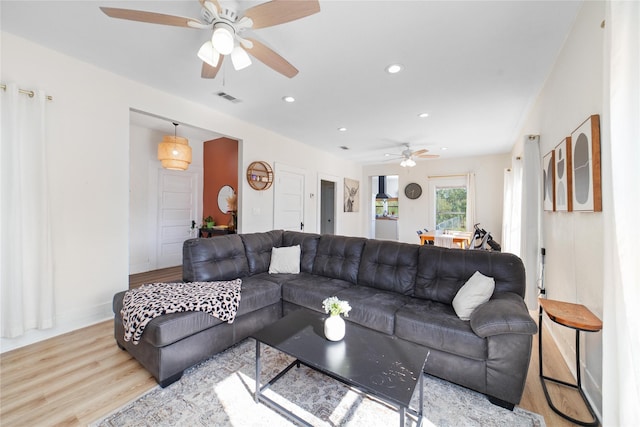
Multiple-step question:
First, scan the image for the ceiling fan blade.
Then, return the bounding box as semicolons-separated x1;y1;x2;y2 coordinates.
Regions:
417;154;440;159
412;149;429;156
199;0;221;11
201;56;224;78
243;0;320;29
100;7;202;28
243;38;298;78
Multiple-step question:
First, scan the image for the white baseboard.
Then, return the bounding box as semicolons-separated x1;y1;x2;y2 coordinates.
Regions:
0;302;112;353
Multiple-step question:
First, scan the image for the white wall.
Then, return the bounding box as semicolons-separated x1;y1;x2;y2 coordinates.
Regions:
0;32;362;351
511;1;605;418
363;153;510;245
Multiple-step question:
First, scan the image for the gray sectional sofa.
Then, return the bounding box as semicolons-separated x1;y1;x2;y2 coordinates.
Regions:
113;230;537;409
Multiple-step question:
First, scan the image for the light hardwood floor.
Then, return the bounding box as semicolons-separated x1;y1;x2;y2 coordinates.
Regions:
1;276;595;426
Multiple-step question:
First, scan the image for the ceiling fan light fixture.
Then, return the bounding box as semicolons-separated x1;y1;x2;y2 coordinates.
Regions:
212;22;235;55
400;158;416;167
230;46;252;70
197;41;220;67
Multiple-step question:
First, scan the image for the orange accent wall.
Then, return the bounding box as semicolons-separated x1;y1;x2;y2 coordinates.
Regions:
203;137;238;227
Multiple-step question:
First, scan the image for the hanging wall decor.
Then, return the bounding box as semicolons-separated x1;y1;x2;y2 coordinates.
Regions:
571;114;602;212
246;161;273;190
343;177;360;212
554;137;572;212
543;150;556;211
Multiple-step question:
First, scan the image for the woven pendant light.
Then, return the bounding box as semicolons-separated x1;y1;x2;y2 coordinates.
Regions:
157;123;192;170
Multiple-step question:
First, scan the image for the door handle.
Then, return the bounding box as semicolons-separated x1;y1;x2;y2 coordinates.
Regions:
300;222;304;231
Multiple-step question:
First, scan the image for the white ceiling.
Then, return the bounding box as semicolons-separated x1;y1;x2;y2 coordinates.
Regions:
1;0;582;164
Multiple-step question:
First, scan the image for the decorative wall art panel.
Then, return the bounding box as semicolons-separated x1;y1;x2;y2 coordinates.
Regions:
543;150;556;211
343;177;360;212
571;115;602;212
554;137;572;212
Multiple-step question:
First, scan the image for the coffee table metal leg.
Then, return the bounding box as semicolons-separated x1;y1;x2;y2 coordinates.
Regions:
418;372;424;425
255;340;261;403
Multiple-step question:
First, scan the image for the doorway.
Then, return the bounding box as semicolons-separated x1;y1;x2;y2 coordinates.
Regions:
320;180;335;234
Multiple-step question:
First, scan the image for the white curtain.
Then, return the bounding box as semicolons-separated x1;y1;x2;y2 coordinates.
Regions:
465;172;476;231
502;136;541;309
520;137;542;309
0;83;54;338
603;1;640;425
502;160;522;255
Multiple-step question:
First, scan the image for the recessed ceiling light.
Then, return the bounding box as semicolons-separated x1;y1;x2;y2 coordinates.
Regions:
282;96;295;103
385;64;404;74
441;147;448;151
338;127;347;132
418;112;430;118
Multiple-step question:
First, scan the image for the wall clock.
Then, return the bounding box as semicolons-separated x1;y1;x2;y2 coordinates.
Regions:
404;183;422;200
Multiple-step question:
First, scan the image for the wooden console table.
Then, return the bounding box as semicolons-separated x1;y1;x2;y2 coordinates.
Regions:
199;228;234;238
419;233;470;248
538;298;602;426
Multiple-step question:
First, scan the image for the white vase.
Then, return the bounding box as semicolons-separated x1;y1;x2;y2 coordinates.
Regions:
324;314;345;341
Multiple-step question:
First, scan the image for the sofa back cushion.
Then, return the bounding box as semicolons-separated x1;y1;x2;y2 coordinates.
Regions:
283;231;321;273
358;240;418;295
183;235;249;282
240;230;284;275
312;235;366;284
414;245;525;304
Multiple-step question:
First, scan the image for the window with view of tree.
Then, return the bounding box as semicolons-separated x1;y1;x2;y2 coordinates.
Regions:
435;186;467;231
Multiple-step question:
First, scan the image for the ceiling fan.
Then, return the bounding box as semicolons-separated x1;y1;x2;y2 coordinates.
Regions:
386;144;440;167
99;0;320;79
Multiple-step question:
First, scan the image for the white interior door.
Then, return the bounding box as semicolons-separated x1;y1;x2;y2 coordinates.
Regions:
156;169;199;268
274;165;305;231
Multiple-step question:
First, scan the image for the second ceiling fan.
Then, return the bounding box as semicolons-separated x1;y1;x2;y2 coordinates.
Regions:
387;144;440;167
100;0;320;79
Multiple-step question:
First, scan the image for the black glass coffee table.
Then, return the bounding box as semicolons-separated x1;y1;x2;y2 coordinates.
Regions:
251;308;430;426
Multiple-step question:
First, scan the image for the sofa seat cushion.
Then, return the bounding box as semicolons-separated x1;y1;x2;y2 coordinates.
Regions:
281;273;354;312
112;277;281;347
235;275;282;317
335;286;411;335
395;299;487;360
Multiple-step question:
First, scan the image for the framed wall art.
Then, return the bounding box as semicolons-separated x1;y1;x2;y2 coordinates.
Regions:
571;114;602;212
554;137;572;212
543;150;555;211
343;177;360;212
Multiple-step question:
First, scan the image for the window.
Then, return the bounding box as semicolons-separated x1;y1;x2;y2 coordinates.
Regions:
427;176;473;232
435;186;467;231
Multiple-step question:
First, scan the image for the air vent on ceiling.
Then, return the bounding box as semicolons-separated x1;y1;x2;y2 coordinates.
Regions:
216;92;242;103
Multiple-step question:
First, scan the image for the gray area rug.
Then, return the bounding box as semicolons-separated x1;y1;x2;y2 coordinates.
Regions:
92;339;545;427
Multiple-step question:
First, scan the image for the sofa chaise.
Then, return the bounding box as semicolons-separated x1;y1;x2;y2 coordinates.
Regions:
113;230;537;409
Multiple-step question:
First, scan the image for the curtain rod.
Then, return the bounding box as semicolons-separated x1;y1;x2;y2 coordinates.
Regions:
428;174;469;179
1;84;53;101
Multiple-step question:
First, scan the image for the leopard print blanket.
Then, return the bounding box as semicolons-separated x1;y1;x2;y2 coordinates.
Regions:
121;279;242;345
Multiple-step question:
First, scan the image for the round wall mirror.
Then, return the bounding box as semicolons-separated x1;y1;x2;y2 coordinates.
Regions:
217;185;235;213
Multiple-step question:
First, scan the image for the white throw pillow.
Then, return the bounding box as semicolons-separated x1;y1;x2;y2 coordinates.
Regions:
452;271;495;320
268;245;301;274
